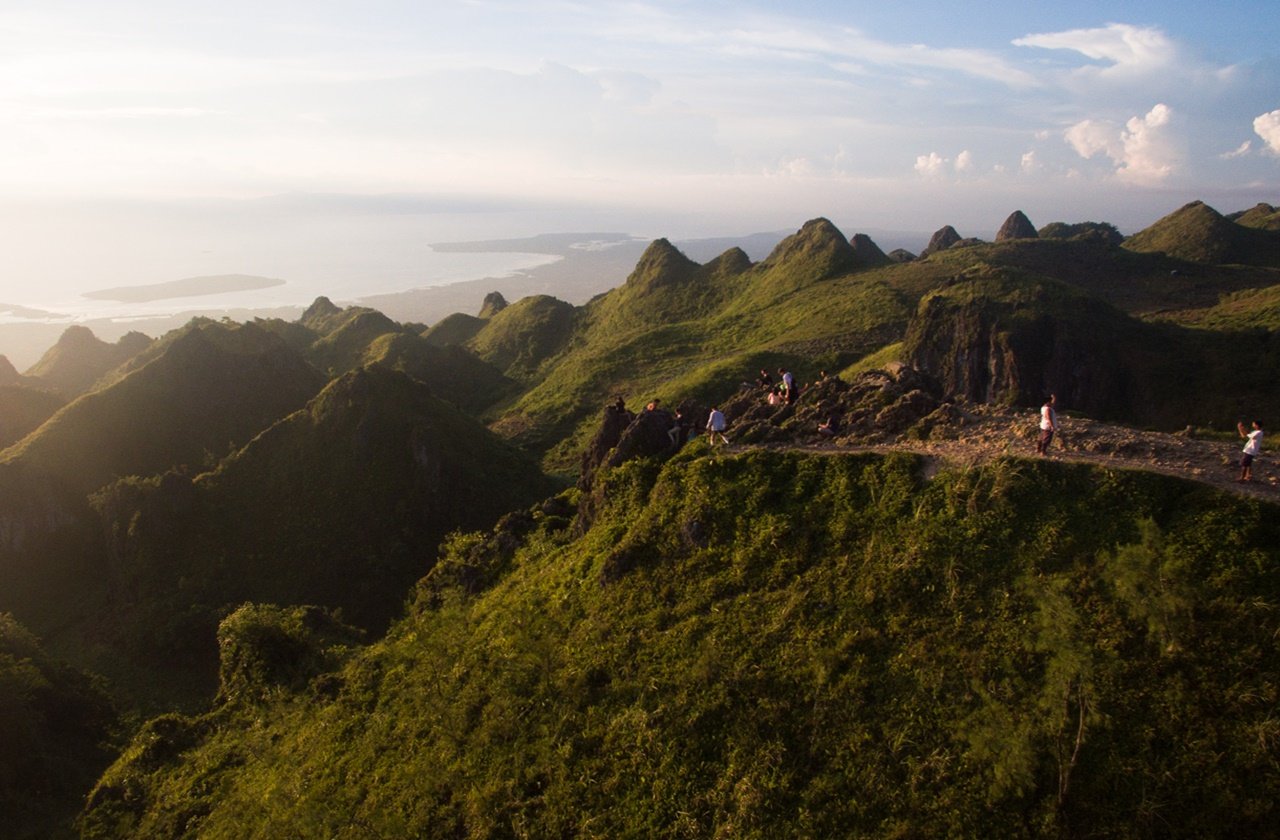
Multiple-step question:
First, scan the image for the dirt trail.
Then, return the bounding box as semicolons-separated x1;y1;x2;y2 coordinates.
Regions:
759;403;1279;503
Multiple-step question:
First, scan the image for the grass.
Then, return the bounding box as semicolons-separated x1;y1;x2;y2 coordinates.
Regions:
80;450;1280;839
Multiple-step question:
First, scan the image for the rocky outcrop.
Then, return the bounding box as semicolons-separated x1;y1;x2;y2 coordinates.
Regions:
920;226;962;258
995;211;1038;241
577;403;637;492
887;248;917;263
850;233;892;268
902;280;1133;418
478;292;508;318
720;366;950;446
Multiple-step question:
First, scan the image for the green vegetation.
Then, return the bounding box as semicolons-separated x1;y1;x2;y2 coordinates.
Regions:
80;450;1280;838
23;326;151;398
1;196;1278;836
1123;200;1280;268
1;613;117;840
902;266;1280;428
81;366;554;681
1;320;325;495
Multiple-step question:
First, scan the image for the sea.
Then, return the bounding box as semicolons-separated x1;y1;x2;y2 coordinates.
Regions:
0;200;573;323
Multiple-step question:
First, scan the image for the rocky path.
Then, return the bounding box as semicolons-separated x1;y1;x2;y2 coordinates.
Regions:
772;403;1278;503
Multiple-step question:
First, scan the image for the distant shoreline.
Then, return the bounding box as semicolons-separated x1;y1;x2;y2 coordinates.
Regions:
83;274;286;304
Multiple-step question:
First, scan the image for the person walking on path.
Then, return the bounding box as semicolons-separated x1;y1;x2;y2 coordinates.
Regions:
706;406;729;446
1036;394;1058;456
1238;419;1264;482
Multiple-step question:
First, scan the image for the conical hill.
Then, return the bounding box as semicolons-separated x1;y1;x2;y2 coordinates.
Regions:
2;320;325;495
93;365;554;651
24;326;152;397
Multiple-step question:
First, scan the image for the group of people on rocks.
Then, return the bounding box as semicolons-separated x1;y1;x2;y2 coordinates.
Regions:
755;367;798;406
612;372;1268;486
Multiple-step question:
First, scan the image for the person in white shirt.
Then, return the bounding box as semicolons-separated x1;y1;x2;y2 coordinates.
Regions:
1238;419;1264;482
1036;394;1058;456
706;406;729;446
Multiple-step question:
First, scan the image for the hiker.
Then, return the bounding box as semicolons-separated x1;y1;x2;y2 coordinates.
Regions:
645;399;660;412
1036;394;1058;455
668;409;688;449
766;387;782;407
779;367;796;405
1238;419;1264;482
610;395;626;414
817;412;842;438
706;406;729;446
756;368;773;388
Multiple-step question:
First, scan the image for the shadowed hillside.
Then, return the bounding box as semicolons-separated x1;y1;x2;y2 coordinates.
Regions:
0;613;117;840
2;320;326;496
81;365;554;690
0;385;64;449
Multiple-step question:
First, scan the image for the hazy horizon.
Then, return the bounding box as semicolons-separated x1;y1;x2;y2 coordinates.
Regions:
2;0;1277;326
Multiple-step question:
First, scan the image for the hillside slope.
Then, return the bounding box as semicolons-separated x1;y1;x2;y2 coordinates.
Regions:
80;446;1280;838
24;326;152;398
87;365;555;669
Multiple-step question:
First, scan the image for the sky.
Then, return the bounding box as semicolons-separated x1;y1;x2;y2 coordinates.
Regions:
1;0;1279;306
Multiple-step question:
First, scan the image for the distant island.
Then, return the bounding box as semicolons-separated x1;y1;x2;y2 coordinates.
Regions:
83;273;285;303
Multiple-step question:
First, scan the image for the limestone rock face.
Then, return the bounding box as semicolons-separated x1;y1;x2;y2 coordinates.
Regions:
577;404;637;492
996;210;1038;241
920;226;961;258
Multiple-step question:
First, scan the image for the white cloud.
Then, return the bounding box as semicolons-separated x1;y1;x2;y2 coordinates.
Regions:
1064;119;1120;160
915;152;946;176
1117;103;1175;183
1013;23;1177;76
954;150;974;172
1020;150;1039;174
1063;104;1178;184
1220;141;1252;160
1255;110;1280;154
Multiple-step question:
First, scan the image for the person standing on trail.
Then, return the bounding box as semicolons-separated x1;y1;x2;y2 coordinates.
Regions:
1238;419;1264;482
706;406;729;446
1037;394;1058;456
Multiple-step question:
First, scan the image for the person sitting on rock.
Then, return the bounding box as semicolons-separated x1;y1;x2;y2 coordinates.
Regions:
767;387;782;407
756;368;773;388
1238;419;1264;482
818;412;842;438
